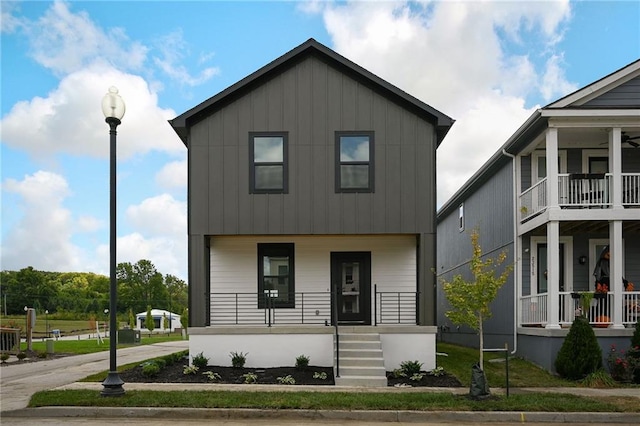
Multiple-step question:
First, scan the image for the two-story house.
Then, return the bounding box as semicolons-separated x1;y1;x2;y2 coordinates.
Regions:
437;59;640;372
170;39;454;386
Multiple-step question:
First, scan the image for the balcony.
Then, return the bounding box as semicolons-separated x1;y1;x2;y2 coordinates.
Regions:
520;291;640;328
519;172;640;222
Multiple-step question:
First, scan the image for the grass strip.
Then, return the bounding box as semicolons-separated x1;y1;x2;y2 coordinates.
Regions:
28;335;184;355
436;343;576;388
29;390;632;412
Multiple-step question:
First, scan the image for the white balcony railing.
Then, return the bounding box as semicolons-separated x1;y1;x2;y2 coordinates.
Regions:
623;173;640;206
520;178;547;220
558;174;611;207
519;173;640;221
520;291;640;327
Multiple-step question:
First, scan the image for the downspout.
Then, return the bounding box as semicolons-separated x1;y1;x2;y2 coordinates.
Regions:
502;149;518;356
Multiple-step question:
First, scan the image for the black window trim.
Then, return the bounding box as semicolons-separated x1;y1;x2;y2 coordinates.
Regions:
249;132;288;194
335;131;375;193
257;242;295;309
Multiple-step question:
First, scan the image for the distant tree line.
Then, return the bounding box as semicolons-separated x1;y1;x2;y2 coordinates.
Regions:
0;259;187;319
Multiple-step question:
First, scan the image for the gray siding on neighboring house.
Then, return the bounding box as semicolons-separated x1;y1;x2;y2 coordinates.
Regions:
437;161;515;347
189;55;438;237
583;76;640;107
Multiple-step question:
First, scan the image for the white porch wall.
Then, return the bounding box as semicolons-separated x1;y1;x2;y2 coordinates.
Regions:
209;234;418;316
381;333;436;370
190;331;334;368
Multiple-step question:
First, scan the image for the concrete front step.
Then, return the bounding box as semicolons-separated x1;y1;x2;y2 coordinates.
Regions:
338;357;385;367
338;365;386;377
335;332;387;387
334;375;388;387
338;341;382;350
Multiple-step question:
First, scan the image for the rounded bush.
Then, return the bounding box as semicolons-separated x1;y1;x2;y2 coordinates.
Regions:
555;315;602;380
141;362;160;377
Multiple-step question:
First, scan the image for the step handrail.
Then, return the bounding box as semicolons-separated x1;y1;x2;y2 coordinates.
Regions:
333;290;340;377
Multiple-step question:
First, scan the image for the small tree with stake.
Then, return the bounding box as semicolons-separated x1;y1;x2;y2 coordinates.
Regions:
441;230;512;397
145;305;155;335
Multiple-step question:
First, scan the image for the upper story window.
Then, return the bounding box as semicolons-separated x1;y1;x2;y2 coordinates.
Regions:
335;132;374;193
249;132;288;194
458;203;464;232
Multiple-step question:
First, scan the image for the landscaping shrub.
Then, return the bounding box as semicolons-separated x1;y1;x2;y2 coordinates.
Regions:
16;352;27;361
632;320;640;348
628;321;640;383
230;351;247;368
0;353;9;363
400;360;423;376
192;352;209;368
141;362;160;377
295;354;310;370
555;315;602;380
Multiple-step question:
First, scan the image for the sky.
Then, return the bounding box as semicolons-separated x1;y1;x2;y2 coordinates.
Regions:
1;0;639;281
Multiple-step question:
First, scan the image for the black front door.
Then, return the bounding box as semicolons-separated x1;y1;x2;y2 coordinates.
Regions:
331;252;371;325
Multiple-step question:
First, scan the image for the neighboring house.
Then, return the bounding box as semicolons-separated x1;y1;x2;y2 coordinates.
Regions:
170;38;454;386
136;309;182;332
436;60;640;372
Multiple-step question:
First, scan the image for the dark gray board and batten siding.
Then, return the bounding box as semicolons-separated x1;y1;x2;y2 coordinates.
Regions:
189;55;439;236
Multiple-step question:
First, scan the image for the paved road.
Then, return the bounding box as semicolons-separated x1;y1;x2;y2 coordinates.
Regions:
0;339;189;412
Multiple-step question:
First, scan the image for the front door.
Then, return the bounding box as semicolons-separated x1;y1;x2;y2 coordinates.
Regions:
537;243;565;293
331;252;371;325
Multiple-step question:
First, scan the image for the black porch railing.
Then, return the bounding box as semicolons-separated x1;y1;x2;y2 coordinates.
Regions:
209;290;419;326
374;285;419;325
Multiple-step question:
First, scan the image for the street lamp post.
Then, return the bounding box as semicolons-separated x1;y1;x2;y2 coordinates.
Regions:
101;86;125;397
45;310;49;339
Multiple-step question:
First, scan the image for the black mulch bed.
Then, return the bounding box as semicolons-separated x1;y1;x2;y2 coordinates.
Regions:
119;358;463;387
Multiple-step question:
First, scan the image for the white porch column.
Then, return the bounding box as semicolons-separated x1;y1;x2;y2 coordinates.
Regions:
610;127;623;209
545;220;561;329
610;221;624;329
546;128;559;210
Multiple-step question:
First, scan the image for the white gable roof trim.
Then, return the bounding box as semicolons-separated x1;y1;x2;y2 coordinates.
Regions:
547;59;640;108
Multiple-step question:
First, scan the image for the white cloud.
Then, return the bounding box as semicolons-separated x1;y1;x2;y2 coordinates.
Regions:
126;194;187;239
1;171;82;272
86;194;189;279
156;158;187;191
24;0;147;75
0;64;182;161
107;232;187;280
311;0;575;205
153;29;220;87
77;215;103;233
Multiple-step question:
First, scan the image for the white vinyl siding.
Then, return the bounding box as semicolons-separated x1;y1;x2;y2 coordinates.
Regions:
209;235;417;321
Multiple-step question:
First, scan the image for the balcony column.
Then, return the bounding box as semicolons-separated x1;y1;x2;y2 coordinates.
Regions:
545;128;560;210
610;221;625;329
609;128;623;209
545;220;561;329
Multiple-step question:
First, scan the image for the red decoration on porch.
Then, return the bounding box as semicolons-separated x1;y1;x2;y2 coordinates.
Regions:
595;315;611;328
595;282;609;294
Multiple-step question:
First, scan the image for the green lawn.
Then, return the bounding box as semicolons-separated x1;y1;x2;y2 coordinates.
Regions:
436;342;576;388
29;389;639;412
26;334;184;355
25;341;640;413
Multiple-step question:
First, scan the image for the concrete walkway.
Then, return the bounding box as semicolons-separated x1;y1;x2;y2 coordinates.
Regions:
1;341;639;424
0;339;189;412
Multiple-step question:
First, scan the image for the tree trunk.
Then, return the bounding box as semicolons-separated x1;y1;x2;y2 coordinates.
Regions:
479;313;484;370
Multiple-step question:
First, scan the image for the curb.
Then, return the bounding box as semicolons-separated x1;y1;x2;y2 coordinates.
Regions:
3;407;640;424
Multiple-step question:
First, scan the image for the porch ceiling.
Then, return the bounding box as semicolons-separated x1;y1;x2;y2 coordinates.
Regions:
528;219;640;236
